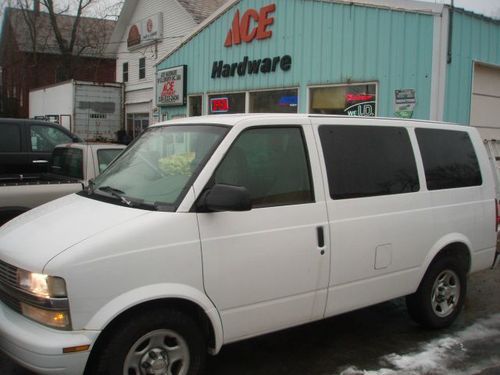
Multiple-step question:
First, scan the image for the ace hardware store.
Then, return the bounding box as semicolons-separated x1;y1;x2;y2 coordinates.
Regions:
154;0;500;139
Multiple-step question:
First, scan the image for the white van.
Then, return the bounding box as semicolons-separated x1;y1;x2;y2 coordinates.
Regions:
0;114;498;375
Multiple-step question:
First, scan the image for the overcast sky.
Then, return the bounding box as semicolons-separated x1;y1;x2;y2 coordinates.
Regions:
1;0;500;23
422;0;500;18
85;0;500;20
2;0;500;18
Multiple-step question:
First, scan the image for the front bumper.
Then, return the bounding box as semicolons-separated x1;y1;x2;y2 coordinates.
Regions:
0;301;99;374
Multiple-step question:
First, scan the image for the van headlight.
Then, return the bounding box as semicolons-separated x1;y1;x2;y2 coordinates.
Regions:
13;269;71;330
17;270;67;298
0;261;72;330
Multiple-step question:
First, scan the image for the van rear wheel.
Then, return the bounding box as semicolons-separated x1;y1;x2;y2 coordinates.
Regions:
94;309;206;375
406;255;466;329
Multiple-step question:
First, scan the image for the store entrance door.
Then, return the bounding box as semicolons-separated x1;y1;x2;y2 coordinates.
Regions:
127;113;150;139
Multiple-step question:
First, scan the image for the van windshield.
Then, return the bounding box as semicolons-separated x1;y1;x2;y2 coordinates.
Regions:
91;125;228;210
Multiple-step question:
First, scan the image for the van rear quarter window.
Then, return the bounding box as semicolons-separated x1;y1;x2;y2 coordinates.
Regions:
318;125;419;199
415;128;482;190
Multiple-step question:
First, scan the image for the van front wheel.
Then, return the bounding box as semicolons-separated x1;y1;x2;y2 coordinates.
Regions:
406;256;466;329
95;309;206;375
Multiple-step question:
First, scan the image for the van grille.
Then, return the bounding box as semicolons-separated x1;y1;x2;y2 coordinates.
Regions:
0;259;17;289
0;259;21;313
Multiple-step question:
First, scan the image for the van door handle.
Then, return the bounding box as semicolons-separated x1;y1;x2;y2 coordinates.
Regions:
32;159;49;164
317;226;325;248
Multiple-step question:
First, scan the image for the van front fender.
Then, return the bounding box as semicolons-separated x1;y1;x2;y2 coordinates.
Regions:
84;283;224;353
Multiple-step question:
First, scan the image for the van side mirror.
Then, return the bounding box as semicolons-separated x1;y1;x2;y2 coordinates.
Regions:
200;184;251;212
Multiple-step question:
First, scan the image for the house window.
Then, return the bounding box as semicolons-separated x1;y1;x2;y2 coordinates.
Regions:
55;65;67;82
123;62;129;82
310;83;377;116
139;58;146;79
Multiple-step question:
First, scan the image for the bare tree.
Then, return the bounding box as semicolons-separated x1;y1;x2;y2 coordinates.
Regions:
87;0;123;20
42;0;93;80
9;0;117;81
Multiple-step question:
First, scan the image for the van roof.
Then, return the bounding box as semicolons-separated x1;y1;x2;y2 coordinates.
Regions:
151;114;471;130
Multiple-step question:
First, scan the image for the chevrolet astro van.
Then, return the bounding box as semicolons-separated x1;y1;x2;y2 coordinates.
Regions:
0;114;498;375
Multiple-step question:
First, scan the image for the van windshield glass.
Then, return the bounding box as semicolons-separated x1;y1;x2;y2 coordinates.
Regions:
92;125;227;209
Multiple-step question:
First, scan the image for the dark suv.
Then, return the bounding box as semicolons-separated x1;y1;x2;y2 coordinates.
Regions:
0;118;82;175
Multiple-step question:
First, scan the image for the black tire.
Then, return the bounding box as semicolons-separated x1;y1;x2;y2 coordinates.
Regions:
93;309;206;375
406;255;467;329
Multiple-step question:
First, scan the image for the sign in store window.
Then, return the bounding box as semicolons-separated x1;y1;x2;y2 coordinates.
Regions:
208;93;245;114
310;84;376;116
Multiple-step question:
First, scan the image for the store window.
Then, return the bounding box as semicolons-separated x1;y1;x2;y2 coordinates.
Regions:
189;96;203;116
123;62;129;82
249;89;298;113
208;93;245;115
310;83;377;116
139;58;146;79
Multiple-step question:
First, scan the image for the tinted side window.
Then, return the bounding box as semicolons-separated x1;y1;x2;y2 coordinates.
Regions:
319;125;419;199
0;123;21;152
415;128;482;190
30;125;73;152
214;127;314;207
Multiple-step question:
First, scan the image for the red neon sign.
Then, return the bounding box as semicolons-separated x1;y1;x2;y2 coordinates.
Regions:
210;98;229;113
346;94;375;102
225;4;276;47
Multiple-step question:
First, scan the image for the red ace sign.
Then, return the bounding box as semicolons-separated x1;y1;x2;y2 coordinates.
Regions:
224;4;276;47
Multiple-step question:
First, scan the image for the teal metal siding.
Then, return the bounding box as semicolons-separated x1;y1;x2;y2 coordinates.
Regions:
444;11;500;124
158;0;435;119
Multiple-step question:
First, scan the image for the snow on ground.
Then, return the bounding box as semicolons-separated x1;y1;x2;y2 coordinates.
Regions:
338;314;500;375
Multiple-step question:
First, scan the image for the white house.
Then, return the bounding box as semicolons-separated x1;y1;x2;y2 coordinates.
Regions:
106;0;228;138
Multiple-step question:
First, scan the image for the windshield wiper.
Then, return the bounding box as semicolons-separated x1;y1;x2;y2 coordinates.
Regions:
97;186;133;207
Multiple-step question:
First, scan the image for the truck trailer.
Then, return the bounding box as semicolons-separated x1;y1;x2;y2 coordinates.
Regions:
29;80;124;142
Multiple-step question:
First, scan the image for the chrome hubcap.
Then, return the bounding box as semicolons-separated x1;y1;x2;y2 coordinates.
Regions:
431;270;460;318
124;329;190;375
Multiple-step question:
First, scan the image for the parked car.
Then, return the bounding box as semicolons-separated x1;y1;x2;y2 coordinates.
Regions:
0;118;82;175
0;114;498;375
0;143;125;225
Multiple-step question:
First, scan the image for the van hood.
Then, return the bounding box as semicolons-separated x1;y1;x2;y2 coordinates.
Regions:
0;194;149;272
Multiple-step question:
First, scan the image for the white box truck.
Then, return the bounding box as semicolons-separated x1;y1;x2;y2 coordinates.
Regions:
29;80;123;142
